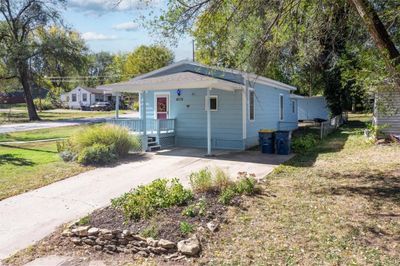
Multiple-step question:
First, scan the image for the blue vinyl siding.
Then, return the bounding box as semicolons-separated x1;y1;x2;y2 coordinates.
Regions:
143;88;244;150
245;83;298;148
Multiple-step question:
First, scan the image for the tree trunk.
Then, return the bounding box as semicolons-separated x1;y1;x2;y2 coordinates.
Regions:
348;0;400;87
18;64;40;121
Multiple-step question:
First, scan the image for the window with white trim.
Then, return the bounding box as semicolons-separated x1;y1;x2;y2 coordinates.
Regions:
279;94;284;121
72;93;77;102
291;100;296;113
82;93;87;102
249;90;255;121
205;95;218;111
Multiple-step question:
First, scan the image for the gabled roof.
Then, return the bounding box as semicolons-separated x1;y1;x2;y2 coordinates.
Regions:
133;60;297;91
73;86;107;94
99;72;243;93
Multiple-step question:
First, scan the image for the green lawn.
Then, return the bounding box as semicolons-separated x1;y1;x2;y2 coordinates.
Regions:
0;125;86;142
0;108;131;124
0;141;91;200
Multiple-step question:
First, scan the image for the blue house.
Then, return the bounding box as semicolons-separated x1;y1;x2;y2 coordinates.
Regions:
101;61;298;155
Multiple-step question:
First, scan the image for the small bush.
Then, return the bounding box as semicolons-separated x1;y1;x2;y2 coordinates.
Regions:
111;178;193;220
189;168;213;193
59;150;76;162
70;124;138;157
235;177;256;195
181;198;207;217
77;144;117;165
214;168;232;190
34;98;56;111
291;134;318;153
179;221;194;235
218;187;237;205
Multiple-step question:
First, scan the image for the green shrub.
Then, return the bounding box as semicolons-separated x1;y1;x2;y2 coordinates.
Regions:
111;178;193;220
34;98;56;111
214;168;232;190
189;168;213;193
235;177;256;195
77;144;117;165
77;215;90;226
181;198;207;217
218;187;237;205
179;221;194;235
70;124;138;157
182;205;196;217
291;134;318;153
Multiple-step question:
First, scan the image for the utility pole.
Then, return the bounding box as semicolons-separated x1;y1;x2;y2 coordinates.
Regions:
192;40;195;62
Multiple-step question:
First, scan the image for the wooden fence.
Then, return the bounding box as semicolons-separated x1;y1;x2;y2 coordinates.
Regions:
320;112;348;139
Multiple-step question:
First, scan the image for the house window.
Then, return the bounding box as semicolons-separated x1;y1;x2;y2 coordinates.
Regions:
279;94;284;121
205;95;218;111
291;100;296;113
82;93;87;102
249;90;255;121
72;94;77;102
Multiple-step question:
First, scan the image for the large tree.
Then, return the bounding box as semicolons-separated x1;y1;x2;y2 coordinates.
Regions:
0;0;66;120
155;0;399;92
123;45;174;78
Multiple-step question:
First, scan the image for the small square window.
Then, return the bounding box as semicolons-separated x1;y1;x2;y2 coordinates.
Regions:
205;95;218;111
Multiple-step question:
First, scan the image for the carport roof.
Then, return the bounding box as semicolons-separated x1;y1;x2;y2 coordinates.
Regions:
98;71;244;92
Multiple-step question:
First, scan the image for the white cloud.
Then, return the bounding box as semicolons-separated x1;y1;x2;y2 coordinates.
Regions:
69;0;160;13
112;22;139;31
82;32;117;41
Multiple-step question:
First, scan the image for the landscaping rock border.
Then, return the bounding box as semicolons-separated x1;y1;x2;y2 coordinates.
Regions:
63;224;201;258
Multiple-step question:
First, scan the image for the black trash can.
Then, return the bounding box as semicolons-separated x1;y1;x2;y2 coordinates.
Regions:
258;130;275;154
275;130;291;155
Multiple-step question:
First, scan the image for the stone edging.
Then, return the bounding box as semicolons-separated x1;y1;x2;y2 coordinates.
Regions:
62;225;201;259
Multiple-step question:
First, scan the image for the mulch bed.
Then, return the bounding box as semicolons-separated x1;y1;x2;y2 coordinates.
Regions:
88;191;238;242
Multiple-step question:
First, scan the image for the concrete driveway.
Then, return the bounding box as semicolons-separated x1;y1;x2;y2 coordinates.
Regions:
0;148;293;260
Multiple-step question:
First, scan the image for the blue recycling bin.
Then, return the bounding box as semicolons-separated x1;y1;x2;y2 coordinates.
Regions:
275;131;291;155
258;130;275;154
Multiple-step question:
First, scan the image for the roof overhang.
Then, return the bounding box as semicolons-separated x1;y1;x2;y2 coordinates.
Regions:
99;72;244;93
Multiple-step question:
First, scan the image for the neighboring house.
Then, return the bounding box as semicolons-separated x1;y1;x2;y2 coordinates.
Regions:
291;95;330;121
0;91;25;104
101;60;298;153
60;86;114;109
373;90;400;135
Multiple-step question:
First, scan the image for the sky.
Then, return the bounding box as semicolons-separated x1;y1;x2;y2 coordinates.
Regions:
63;0;193;61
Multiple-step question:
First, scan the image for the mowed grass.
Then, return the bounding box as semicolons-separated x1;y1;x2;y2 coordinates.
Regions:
0;125;85;142
0;141;91;200
0;108;131;124
200;114;400;265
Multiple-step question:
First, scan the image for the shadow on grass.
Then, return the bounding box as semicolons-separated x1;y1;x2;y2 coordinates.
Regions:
319;170;400;204
0;154;35;166
0;144;58;154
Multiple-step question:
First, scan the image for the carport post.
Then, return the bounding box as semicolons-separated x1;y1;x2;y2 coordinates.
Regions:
141;91;148;151
115;92;120;119
207;88;212;156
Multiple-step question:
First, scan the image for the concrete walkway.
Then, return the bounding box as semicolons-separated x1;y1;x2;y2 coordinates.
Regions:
0;148;293;260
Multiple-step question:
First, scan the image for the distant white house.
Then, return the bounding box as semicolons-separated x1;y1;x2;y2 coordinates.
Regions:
291;95;330;121
374;90;400;135
60;86;115;109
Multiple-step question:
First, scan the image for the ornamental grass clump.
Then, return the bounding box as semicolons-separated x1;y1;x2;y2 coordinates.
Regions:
58;124;140;165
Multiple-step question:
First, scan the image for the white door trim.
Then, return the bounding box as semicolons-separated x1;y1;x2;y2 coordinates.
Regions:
154;92;170;119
